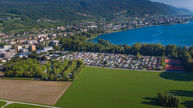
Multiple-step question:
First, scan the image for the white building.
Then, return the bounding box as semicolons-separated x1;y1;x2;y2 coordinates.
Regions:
43;46;54;51
3;45;11;50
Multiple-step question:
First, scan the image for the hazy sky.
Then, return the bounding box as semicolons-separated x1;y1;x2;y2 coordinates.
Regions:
151;0;193;11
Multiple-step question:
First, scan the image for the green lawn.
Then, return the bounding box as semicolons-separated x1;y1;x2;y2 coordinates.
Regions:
0;101;6;107
5;103;44;108
56;67;193;108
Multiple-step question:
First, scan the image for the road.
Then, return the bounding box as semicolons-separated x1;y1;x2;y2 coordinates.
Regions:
0;100;60;108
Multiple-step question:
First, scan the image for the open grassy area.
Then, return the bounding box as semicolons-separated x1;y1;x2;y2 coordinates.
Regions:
5;103;44;108
0;101;6;107
56;66;193;108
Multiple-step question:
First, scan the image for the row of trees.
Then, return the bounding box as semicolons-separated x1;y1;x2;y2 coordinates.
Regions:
60;36;193;71
3;58;85;81
158;92;180;108
41;60;84;81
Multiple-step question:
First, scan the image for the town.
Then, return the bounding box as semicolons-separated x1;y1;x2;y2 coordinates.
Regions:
0;0;193;108
0;15;192;69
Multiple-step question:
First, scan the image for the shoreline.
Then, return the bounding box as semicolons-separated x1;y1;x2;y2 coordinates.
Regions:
88;20;193;46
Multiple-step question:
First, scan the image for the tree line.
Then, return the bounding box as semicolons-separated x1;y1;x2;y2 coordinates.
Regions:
3;58;85;81
60;36;193;72
158;92;180;108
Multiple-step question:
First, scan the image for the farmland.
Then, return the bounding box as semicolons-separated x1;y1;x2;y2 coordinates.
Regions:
0;79;71;105
56;66;193;108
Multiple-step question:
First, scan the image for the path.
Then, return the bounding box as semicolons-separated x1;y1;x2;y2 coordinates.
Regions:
0;100;60;108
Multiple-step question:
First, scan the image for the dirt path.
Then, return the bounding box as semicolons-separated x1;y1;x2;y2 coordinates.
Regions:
52;82;72;105
0;100;60;108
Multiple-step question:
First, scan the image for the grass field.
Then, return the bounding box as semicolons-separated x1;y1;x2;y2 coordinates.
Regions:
56;66;193;108
0;79;69;105
5;103;44;108
0;101;6;107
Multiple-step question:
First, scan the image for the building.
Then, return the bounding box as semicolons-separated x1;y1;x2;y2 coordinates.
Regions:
31;45;36;51
20;48;29;53
43;46;54;51
50;40;59;46
16;45;22;52
3;45;11;50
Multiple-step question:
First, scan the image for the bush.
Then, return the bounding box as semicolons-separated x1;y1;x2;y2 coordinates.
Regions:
158;92;180;108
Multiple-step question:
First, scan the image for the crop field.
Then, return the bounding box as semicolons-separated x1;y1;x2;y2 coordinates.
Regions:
56;66;193;108
0;79;71;105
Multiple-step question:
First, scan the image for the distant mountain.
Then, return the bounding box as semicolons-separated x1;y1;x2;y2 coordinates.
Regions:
0;0;192;21
173;8;193;15
162;4;193;15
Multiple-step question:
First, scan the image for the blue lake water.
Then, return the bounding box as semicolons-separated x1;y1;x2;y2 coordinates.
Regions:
92;21;193;46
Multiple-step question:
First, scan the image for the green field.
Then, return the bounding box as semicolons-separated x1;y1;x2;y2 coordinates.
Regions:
0;101;6;107
56;67;193;108
5;103;44;108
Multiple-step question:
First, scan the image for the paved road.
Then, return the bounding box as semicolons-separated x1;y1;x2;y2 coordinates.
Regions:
0;100;60;108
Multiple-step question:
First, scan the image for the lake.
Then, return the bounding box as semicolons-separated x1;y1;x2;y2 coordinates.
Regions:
92;21;193;46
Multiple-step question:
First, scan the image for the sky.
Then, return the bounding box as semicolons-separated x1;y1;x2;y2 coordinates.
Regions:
151;0;193;11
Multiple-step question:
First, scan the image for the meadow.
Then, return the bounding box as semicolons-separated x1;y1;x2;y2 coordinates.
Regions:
0;101;6;107
5;103;43;108
56;66;193;108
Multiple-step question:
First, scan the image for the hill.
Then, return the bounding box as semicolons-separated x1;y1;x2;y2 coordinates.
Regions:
0;0;192;33
0;0;192;20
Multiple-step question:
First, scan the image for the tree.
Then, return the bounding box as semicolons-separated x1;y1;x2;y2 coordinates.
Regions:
182;51;193;72
158;92;180;108
15;71;23;77
166;45;177;58
137;52;141;60
28;51;38;59
162;54;165;70
103;61;108;68
41;72;48;80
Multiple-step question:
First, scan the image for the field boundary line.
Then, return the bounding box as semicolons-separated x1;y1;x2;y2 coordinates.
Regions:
87;66;192;73
0;100;60;108
52;82;72;105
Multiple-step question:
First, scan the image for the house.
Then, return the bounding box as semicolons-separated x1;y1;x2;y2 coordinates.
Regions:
16;45;22;52
37;50;47;54
50;40;59;46
43;46;54;51
30;45;36;51
20;48;29;53
3;45;12;50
